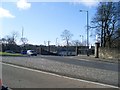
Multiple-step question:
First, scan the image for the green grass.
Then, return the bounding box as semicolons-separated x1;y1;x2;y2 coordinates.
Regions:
0;52;24;56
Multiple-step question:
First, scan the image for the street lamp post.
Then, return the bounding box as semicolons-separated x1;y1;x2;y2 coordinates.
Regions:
48;41;50;54
79;35;84;44
80;10;89;56
56;38;58;46
86;11;89;48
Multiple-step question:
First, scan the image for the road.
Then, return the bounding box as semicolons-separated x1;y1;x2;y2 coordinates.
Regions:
39;55;119;72
2;63;116;88
2;56;119;87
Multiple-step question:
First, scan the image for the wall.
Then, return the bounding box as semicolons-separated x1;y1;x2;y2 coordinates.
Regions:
99;47;120;59
0;43;2;52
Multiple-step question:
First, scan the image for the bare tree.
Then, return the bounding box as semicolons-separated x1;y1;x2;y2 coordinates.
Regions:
91;2;120;48
4;31;19;45
60;30;73;56
21;37;28;45
5;36;16;45
1;38;7;44
0;31;19;45
61;30;73;46
11;31;19;42
71;40;82;46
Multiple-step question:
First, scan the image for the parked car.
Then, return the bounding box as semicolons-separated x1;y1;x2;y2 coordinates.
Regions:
27;50;37;56
1;85;8;90
21;50;27;55
5;50;14;53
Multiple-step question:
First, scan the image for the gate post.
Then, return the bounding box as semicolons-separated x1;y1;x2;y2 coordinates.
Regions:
95;42;100;58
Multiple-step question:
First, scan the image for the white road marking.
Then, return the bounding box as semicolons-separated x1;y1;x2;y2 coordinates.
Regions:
3;62;119;88
77;58;90;61
64;57;92;61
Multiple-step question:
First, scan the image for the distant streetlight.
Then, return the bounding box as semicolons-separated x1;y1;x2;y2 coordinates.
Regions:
79;10;89;47
79;35;84;44
56;38;58;46
48;41;50;46
44;41;46;46
48;41;50;53
21;26;24;45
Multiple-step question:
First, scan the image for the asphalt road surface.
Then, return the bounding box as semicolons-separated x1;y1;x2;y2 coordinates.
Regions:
39;55;119;72
2;63;117;88
2;55;119;87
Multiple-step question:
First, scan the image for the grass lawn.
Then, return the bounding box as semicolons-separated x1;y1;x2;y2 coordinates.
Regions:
0;52;24;56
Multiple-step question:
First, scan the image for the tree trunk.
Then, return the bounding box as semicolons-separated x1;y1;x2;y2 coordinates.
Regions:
101;20;104;47
108;36;111;48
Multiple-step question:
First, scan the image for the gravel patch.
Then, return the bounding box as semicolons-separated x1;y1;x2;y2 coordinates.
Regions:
1;56;119;87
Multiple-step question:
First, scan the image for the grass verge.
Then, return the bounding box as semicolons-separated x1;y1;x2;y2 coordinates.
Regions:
0;52;24;56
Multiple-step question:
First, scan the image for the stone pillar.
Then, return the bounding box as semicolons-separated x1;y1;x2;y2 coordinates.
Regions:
39;47;42;55
76;46;78;56
95;42;100;58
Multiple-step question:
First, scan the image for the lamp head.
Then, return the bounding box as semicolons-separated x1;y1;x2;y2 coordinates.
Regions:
79;10;83;12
